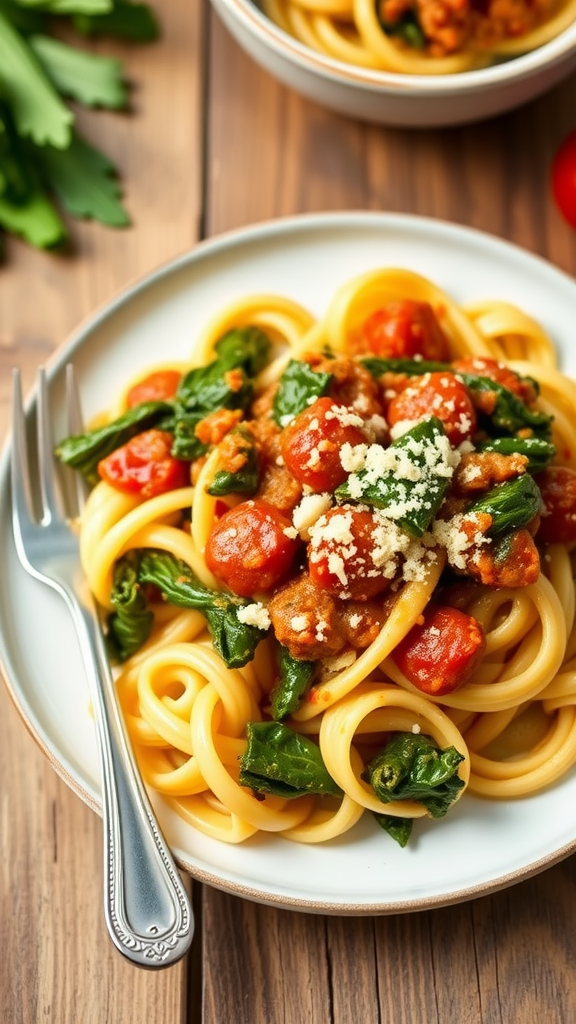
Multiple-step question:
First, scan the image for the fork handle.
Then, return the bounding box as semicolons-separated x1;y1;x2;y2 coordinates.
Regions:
69;595;193;968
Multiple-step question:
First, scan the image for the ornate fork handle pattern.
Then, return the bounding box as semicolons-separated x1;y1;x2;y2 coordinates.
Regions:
72;596;193;966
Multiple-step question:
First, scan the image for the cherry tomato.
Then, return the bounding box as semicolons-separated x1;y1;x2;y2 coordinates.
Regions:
535;466;576;545
280;397;368;492
451;356;535;403
205;499;300;597
392;605;486;696
308;505;396;600
551;131;576;229
387;371;477;445
126;370;182;408
98;429;189;499
362;300;450;361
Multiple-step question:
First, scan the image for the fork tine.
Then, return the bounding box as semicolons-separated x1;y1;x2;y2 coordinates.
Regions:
36;367;63;526
11;368;34;539
65;363;87;517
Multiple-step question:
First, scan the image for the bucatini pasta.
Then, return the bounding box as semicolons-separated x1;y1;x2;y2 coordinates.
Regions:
57;267;576;848
261;0;576;75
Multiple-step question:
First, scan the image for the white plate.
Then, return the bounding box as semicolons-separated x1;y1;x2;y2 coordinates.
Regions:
3;212;576;914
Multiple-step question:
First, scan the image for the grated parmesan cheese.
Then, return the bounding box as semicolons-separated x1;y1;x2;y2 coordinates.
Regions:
236;603;271;630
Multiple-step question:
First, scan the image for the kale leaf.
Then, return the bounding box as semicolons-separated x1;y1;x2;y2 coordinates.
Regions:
363;732;465;819
239;721;342;798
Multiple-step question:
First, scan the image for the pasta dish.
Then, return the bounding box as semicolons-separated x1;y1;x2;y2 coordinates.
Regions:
57;267;576;848
260;0;576;75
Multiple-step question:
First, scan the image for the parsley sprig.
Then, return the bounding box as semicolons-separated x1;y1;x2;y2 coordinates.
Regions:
0;0;158;251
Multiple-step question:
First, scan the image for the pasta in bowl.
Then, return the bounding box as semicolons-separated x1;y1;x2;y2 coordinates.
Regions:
56;266;576;853
210;0;576;125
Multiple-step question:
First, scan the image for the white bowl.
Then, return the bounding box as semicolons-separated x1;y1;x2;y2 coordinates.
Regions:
210;0;576;127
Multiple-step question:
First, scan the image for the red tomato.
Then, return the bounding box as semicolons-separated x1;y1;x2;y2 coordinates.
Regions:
205;499;300;597
387;371;477;445
98;429;189;499
308;505;395;600
280;397;369;492
535;466;576;545
362;300;450;361
451;356;535;403
392;605;486;696
551;131;576;229
126;370;182;408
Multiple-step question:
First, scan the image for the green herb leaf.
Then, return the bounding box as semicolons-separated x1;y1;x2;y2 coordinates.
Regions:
56;400;171;484
363;732;465;819
0;10;73;147
270;644;316;720
0;0;47;35
476;435;556;473
335;417;453;537
29;34;127;109
37;131;129;226
272;359;332;427
207;426;260;497
137;550;265;668
239;721;342;798
373;813;413;847
107;552;154;661
0;180;66;246
171;327;271;460
72;0;159;41
466;474;543;538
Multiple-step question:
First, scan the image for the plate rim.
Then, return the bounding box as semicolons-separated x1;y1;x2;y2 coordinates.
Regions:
3;209;576;914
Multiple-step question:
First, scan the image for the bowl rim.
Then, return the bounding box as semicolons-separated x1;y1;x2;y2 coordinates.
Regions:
215;0;576;94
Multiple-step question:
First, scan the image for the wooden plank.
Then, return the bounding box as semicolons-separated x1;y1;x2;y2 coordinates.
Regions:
0;3;203;1020
203;11;576;1024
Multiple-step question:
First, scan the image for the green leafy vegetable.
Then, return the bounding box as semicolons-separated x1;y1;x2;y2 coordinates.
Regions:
465;474;543;537
458;373;552;441
335;416;452;537
207;426;260;497
0;0;158;253
72;0;158;40
378;9;425;48
136;550;266;668
269;644;316;721
0;9;73;147
361;357;552;440
363;732;465;819
37;132;130;226
56;400;171;485
107;552;154;660
476;435;556;473
272;358;332;426
373;813;413;848
29;34;127;108
239;721;342;798
171;327;271;460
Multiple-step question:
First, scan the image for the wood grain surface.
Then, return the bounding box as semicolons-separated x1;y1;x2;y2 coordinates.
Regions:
2;2;576;1022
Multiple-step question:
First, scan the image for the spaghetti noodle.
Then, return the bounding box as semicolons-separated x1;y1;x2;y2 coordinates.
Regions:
57;268;576;847
261;0;576;75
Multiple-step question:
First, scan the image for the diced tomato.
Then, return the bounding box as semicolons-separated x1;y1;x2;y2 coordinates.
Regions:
362;300;450;361
387;371;477;445
308;505;396;600
126;370;182;408
205;499;300;597
392;605;486;696
551;131;576;230
535;466;576;545
98;429;189;499
451;356;536;404
280;397;368;492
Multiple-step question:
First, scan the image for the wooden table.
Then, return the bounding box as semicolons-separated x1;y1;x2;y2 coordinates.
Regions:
3;3;576;1020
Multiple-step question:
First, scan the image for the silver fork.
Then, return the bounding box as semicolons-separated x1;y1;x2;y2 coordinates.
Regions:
11;365;193;968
